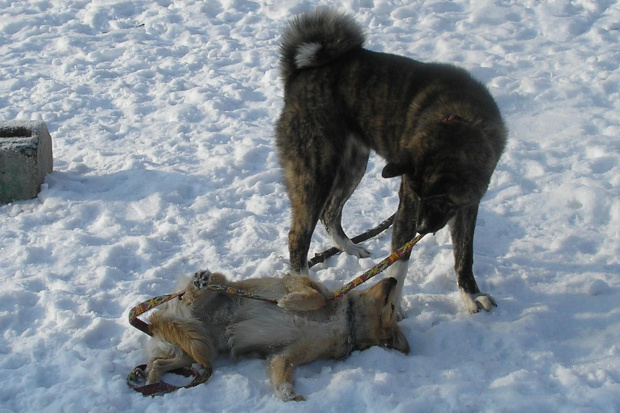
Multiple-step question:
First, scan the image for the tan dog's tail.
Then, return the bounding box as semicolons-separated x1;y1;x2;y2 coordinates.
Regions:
150;314;216;368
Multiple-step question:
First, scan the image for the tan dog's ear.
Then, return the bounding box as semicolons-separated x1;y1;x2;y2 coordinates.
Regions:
386;327;410;355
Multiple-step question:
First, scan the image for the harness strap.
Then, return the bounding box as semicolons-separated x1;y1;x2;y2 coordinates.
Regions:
344;297;356;358
442;114;467;123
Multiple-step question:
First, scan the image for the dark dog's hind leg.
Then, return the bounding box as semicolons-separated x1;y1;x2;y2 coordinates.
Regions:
277;119;345;276
286;175;335;276
320;140;371;259
450;204;497;313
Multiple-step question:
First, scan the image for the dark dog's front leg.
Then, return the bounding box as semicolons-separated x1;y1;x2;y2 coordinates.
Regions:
386;180;419;318
450;204;497;313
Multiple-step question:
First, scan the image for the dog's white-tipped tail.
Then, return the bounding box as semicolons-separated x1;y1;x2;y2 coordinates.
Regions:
279;8;365;82
294;42;323;69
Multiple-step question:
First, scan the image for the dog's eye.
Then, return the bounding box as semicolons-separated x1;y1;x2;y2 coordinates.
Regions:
442;201;457;213
427;198;457;214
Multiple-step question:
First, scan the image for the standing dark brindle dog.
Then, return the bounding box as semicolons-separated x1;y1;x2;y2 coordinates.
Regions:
275;9;507;314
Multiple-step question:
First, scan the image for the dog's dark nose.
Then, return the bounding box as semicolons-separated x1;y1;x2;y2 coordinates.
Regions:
416;207;454;234
416;219;444;235
382;277;398;295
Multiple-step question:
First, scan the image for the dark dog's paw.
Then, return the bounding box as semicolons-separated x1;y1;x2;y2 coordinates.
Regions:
330;234;371;259
339;239;371;259
460;289;497;314
349;244;371;259
193;270;212;290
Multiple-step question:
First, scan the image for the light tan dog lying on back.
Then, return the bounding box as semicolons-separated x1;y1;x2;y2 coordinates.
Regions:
142;270;410;401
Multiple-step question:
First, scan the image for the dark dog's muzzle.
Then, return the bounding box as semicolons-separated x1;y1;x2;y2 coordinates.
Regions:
416;203;456;234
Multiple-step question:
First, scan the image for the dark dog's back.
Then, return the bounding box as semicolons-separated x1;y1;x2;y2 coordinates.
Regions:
279;19;503;160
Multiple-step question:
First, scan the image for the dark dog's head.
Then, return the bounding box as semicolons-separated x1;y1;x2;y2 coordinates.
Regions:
382;121;503;234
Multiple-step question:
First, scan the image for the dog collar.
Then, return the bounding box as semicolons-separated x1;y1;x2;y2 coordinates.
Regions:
344;297;356;358
441;114;468;123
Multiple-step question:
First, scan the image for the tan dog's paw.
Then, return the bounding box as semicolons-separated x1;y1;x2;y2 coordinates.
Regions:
182;270;212;305
279;277;328;311
275;383;305;402
278;292;326;312
193;270;212;290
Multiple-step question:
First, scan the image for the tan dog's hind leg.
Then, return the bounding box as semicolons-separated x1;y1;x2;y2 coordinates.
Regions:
268;352;305;402
146;353;194;384
268;338;330;402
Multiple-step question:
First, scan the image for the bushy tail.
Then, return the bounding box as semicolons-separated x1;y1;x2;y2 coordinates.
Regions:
150;313;216;368
279;8;365;82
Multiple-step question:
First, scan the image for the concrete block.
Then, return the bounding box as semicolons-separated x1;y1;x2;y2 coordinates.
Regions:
0;121;53;204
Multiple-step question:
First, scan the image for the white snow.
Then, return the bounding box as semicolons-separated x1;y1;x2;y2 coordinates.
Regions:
1;0;619;411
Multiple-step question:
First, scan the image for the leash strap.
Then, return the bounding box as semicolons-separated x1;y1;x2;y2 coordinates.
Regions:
128;286;277;337
330;233;425;301
128;292;185;336
127;233;425;333
205;284;278;303
127;215;400;337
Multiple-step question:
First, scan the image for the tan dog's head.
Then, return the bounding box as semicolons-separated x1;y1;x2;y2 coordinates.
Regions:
351;277;410;354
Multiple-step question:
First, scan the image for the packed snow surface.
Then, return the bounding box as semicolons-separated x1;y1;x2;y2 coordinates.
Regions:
1;0;619;411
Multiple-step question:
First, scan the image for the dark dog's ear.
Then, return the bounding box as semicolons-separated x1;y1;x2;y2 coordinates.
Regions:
382;162;411;178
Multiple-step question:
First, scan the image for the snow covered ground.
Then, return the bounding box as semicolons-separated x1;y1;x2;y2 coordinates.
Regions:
1;0;619;411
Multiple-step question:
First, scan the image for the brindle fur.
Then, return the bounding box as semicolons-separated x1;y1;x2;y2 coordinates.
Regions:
144;270;409;401
275;9;507;314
